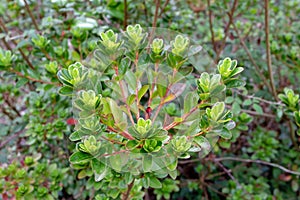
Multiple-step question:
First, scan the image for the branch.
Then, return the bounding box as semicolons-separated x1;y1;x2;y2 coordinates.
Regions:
0;129;25;149
24;0;40;31
114;66;135;125
3;93;21;117
225;105;276;118
164;104;199;130
123;0;128;29
152;0;161;28
158;0;170;18
106;125;134;140
9;68;61;86
215;0;238;62
207;0;216;53
234;90;283;106
122;179;135;200
264;0;278;101
231;22;273;94
213;157;300;176
0;17;35;70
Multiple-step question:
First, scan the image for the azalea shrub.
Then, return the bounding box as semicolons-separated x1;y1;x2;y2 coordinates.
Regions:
0;0;299;199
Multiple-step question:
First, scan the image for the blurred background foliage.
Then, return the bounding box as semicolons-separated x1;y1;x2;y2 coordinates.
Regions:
0;0;299;199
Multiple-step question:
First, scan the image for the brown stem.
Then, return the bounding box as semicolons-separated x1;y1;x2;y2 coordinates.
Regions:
212;157;300;175
152;69;177;122
106;125;134;140
0;17;35;70
135;52;140;119
215;0;238;62
41;49;53;60
147;61;159;108
288;120;298;149
225;105;276;118
231;22;273;93
0;129;24;149
122;179;135;200
152;0;160;28
1;38;12;51
148;0;161;44
114;66;135;125
9;68;61;86
164;104;199;130
158;0;169;18
123;0;128;29
264;0;278;101
207;0;216;53
0;107;15;120
3;93;21;117
24;0;40;31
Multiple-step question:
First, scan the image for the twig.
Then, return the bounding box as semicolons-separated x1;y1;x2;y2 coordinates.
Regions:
106;125;134;140
123;0;128;29
1;38;12;51
0;107;15;120
122;179;135;200
288;120;298;149
215;0;238;62
0;17;35;70
114;65;135;125
158;0;170;18
134;52;140;119
24;0;40;31
164;104;199;130
147;61;159;116
207;0;216;53
231;22;273;93
213;157;300;176
215;161;238;182
152;0;160;28
9;68;61;86
3;93;21;117
225;105;276;118
264;0;278;101
0;129;25;149
234;90;283;106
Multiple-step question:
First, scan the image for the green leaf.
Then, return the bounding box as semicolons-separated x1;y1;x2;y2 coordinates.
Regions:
59;86;73;96
124;71;137;91
91;159;107;182
166;159;177;171
138;85;149;101
242;99;252;106
69;131;84;141
253;103;263;114
149;176;162;188
230;67;244;77
142;154;152;172
142;176;150;188
69;152;93;164
178;66;193;76
157;84;166;98
232;101;241;115
16;78;28;88
194;136;211;152
107;98;124;126
225;79;245;88
109;154;124;172
168;170;177;180
214;128;232;139
126;94;136;105
126;140;140;150
184;92;198;114
211;102;225;121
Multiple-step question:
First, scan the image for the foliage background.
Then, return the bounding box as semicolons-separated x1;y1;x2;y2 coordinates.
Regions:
0;0;299;199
